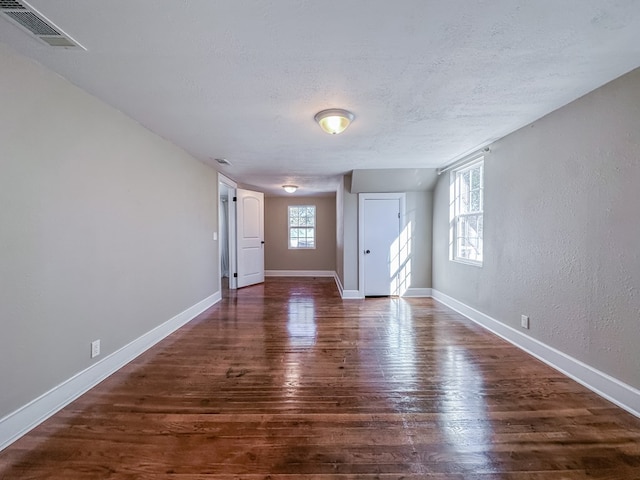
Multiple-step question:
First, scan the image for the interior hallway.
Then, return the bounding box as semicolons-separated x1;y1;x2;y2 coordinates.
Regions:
1;277;639;478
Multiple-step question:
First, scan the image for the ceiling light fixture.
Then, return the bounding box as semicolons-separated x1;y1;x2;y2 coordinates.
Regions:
283;185;298;193
314;108;354;135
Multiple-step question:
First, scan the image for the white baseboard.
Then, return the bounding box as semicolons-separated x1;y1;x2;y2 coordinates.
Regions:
333;273;363;299
265;270;335;277
333;273;344;297
0;291;222;452
341;290;364;299
403;287;432;298
431;289;640;419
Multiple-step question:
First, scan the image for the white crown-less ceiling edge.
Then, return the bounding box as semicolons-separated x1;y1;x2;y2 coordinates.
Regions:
1;1;639;196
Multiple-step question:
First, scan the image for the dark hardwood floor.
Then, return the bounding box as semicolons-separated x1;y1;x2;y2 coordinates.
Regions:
1;277;640;479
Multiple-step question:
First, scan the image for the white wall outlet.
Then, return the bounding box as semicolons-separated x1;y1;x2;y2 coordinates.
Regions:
213;232;218;241
521;315;530;329
91;339;101;358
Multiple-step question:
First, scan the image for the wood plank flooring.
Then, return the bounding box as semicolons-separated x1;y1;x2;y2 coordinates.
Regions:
1;277;640;479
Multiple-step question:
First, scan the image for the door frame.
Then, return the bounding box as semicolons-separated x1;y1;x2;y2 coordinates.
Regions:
358;192;406;297
218;173;237;290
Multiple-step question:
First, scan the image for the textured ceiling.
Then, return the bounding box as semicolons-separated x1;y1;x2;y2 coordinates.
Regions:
1;1;640;195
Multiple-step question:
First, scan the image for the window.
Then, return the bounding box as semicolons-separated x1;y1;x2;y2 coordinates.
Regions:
452;159;483;264
288;205;316;249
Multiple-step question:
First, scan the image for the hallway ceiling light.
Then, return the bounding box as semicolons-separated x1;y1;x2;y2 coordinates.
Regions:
314;108;354;135
283;185;298;193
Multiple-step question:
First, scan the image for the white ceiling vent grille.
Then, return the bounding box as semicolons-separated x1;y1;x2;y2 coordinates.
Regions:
0;1;26;9
1;0;86;49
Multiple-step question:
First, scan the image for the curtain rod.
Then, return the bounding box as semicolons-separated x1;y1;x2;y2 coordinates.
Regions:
436;147;491;176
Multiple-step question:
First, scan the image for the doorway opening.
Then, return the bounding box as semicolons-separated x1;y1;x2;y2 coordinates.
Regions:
217;173;265;295
218;173;237;294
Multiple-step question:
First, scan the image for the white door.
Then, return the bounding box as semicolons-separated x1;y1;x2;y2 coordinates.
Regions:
363;198;401;296
236;188;265;288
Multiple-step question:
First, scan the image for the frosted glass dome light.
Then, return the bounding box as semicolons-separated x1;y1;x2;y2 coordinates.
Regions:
314;108;354;135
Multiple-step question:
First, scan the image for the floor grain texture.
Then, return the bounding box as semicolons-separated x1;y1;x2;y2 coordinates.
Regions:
1;277;640;479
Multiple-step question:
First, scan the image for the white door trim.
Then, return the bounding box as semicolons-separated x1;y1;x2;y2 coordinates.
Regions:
218;173;237;289
358;192;406;297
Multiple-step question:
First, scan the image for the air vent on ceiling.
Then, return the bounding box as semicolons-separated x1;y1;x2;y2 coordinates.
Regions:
1;0;86;49
215;158;232;166
0;1;26;9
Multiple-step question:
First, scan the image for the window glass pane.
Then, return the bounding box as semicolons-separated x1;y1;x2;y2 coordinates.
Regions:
470;191;480;212
462;170;470;189
460;189;469;213
471;167;480;190
452;161;484;264
288;206;316;249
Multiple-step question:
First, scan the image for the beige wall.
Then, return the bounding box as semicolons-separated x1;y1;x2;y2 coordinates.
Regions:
264;196;336;271
0;44;219;418
433;67;640;389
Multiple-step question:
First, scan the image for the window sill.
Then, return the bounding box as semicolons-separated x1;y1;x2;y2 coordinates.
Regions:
451;258;483;267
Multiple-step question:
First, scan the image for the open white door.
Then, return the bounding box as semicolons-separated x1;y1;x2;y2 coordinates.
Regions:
236;188;265;288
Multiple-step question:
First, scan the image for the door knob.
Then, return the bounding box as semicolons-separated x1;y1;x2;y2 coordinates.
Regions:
365;249;371;254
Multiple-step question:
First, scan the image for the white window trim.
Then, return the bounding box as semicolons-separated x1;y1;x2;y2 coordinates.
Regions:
450;158;484;266
288;205;316;250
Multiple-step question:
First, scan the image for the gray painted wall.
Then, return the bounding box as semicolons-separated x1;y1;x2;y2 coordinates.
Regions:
405;191;433;289
336;180;345;283
335;175;433;293
343;176;360;291
433;67;640;389
0;45;219;418
351;169;438;193
335;175;359;291
264;196;336;271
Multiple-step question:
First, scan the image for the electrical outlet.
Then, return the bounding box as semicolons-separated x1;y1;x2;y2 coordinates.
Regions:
91;339;101;358
213;232;218;241
521;315;530;329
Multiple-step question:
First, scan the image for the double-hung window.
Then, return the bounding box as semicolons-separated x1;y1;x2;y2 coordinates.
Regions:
288;205;316;249
452;159;484;265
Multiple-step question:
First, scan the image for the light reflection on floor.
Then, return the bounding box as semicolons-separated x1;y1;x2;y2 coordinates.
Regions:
439;344;494;471
283;289;494;472
376;296;494;473
286;296;317;348
284;296;317;399
383;298;417;388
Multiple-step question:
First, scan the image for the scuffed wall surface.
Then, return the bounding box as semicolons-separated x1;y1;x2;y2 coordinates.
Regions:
433;67;640;388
